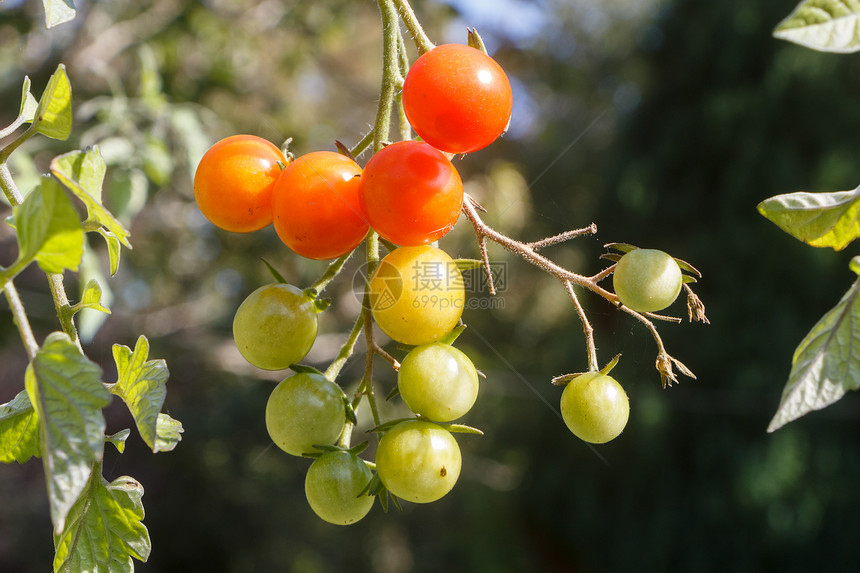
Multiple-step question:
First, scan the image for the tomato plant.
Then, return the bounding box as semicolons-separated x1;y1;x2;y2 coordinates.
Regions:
560;372;630;444
232;283;319;371
402;43;513;154
358;140;463;246
368;245;465;345
304;450;375;525
193;134;285;233
265;372;348;457
375;420;462;504
398;342;479;422
612;248;683;313
272;151;369;260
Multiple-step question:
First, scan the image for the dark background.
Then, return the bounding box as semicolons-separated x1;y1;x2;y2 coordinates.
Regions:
2;0;860;571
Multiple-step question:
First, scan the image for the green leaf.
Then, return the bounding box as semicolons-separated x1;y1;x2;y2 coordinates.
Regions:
54;472;151;572
757;186;860;251
290;364;325;376
774;0;860;53
50;147;132;249
153;413;183;453
110;336;172;453
71;278;111;318
43;0;77;28
20;76;38;123
26;332;111;533
77;246;114;344
95;228;123;276
768;273;860;432
33;64;72;139
0;390;41;463
106;429;131;454
15;176;84;274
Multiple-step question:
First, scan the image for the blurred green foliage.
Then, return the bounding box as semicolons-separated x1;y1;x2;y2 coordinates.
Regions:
3;0;860;571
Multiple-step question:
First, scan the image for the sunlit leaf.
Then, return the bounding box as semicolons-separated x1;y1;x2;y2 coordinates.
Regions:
42;0;77;28
50;147;132;249
33;64;72;139
153;414;183;453
26;332;111;533
15;176;84;274
0;390;41;464
774;0;860;53
106;429;131;454
20;76;38;123
73;279;111;317
77;246;114;344
757;186;860;250
768;272;860;431
95;228;123;276
53;472;151;572
109;336;173;453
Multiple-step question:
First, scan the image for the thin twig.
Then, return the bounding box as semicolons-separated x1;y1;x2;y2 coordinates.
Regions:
563;281;598;372
527;224;597;251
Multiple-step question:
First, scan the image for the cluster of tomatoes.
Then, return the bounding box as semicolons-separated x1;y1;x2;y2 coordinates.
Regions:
194;43;513;524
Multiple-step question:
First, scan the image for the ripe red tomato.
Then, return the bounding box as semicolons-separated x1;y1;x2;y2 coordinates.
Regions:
193;135;285;233
359;140;463;246
402;44;513;154
272;151;369;260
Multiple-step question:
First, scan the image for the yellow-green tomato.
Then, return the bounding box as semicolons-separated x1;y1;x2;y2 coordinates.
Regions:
612;248;682;313
560;372;629;444
304;450;375;525
232;283;318;370
375;420;461;503
265;372;346;456
368;246;465;346
398;343;479;422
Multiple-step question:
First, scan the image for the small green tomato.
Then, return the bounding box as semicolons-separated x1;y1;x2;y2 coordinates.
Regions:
612;248;682;313
560;372;629;444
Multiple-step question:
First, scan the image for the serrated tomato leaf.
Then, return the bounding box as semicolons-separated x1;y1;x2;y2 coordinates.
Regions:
0;390;41;463
26;332;111;533
33;64;72;139
50;148;132;249
109;336;174;453
768;274;860;432
774;0;860;53
757;186;860;251
53;471;150;573
15;176;84;274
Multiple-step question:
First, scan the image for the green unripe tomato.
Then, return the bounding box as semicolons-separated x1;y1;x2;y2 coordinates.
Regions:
612;248;682;313
265;372;346;456
232;283;318;370
398;343;479;422
375;420;461;503
304;450;375;525
560;372;629;444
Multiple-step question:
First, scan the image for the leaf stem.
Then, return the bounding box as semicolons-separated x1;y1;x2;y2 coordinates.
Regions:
47;272;82;353
3;280;39;360
0;162;24;207
373;0;403;151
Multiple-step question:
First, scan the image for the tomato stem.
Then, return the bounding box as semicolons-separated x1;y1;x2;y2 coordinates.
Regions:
3;280;39;360
392;0;434;54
